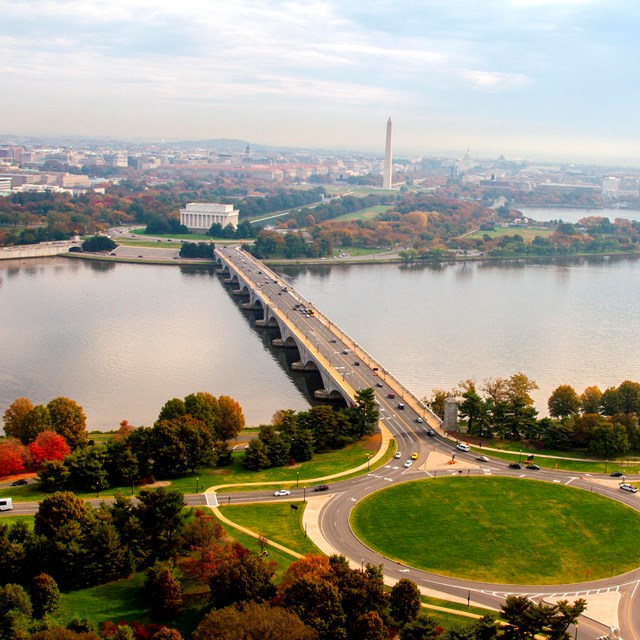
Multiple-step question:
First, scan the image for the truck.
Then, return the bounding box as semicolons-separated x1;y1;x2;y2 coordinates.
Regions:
0;498;13;512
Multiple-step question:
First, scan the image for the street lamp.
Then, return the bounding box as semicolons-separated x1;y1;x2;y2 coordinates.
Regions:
196;477;199;493
367;454;371;471
605;459;608;474
296;471;299;488
519;450;522;464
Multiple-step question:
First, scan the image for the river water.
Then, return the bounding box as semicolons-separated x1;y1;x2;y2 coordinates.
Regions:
1;214;639;430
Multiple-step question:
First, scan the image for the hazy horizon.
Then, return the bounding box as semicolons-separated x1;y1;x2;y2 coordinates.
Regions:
3;1;640;166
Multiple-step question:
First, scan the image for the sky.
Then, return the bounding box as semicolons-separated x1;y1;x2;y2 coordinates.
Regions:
2;0;640;163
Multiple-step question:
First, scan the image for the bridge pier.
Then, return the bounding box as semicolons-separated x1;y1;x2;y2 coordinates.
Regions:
291;361;319;372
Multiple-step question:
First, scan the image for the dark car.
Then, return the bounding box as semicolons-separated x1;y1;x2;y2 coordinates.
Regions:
313;484;329;492
353;361;360;366
610;471;624;477
11;479;27;486
426;429;436;437
508;463;522;469
526;464;540;470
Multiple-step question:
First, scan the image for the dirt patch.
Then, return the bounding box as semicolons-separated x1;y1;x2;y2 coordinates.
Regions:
1;472;37;483
362;433;382;452
143;481;171;488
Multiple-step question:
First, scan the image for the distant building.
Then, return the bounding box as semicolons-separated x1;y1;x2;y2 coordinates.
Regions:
179;203;239;233
383;117;393;189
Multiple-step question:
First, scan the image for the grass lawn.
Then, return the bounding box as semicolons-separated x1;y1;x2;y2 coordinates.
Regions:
218;502;321;556
334;205;389;222
466;227;554;241
351;477;640;584
0;515;34;526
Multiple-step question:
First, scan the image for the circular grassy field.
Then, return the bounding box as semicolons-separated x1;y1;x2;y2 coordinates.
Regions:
351;477;640;584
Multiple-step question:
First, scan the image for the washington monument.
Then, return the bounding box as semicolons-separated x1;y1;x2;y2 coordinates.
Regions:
383;117;392;189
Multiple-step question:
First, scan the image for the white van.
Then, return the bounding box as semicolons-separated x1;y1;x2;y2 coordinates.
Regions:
0;498;13;511
456;443;470;452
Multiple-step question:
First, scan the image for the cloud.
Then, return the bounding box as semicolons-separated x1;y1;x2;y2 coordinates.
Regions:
463;70;529;89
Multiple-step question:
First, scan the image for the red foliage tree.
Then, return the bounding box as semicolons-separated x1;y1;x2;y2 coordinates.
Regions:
0;438;28;476
28;431;71;469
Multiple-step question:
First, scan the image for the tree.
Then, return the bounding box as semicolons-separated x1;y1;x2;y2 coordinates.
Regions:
184;392;219;436
459;388;486;436
398;613;442;640
547;386;580;421
579;386;602;414
19;404;52;445
588;422;630;457
81;235;116;252
35;491;93;539
0;439;27;477
209;547;277;609
243;438;271;471
157;398;186;423
216;395;245;441
66;445;108;493
47;397;87;449
2;397;34;442
600;387;623;416
145;562;183;618
135;488;186;560
194;602;317;640
28;431;70;469
617;380;640;414
0;583;33;640
282;574;346;640
389;578;421;626
38;460;71;493
352;611;386;640
30;573;61;619
354;388;379;437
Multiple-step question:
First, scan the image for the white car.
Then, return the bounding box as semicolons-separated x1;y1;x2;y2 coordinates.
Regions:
274;489;291;496
403;459;413;468
456;443;470;452
620;483;638;493
476;455;489;462
395;452;402;459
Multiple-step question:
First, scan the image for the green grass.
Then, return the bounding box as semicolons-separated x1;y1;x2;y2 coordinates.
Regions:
218;502;321;556
466;227;554;241
208;437;383;493
0;515;34;526
216;520;299;580
351;477;640;584
333;205;389;222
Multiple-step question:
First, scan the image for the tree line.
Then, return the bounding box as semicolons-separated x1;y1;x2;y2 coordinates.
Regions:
434;374;640;456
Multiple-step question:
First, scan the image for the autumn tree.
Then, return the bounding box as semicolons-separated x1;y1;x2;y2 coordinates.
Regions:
145;562;183;618
2;397;34;441
216;395;246;440
28;431;71;469
193;602;317;640
389;578;421;626
47;397;88;449
0;439;28;477
19;404;52;445
30;573;61;618
579;386;602;414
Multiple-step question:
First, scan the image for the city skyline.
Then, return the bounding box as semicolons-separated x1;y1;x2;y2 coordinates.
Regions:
3;1;640;164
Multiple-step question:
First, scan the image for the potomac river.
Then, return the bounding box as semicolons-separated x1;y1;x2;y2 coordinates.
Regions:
1;247;639;431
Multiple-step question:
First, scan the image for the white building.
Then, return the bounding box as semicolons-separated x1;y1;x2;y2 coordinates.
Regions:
179;202;240;233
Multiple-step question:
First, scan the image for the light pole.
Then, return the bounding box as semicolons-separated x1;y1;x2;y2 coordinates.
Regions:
519;450;522;464
367;454;371;471
605;459;608;474
196;477;199;493
296;471;299;488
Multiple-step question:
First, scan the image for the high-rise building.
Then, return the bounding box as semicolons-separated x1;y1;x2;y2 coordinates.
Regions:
383;117;393;189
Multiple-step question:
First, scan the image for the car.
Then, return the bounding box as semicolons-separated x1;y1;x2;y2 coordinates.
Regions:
620;483;638;493
313;485;329;492
476;455;489;462
10;479;27;486
411;452;419;460
394;452;402;459
610;471;624;477
403;460;413;468
456;443;470;452
330;338;337;343
387;392;395;398
426;429;436;437
343;349;349;354
526;464;540;470
415;417;423;423
376;382;383;388
397;403;405;410
274;489;291;496
353;361;360;366
508;463;522;469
